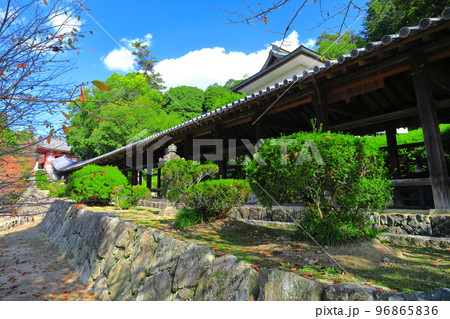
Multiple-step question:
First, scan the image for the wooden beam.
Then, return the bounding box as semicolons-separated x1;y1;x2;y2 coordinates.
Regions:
380;141;424;150
222;117;252;129
329;107;417;132
329;98;450;132
411;55;450;209
391;177;450;187
192;130;212;138
266;97;312;116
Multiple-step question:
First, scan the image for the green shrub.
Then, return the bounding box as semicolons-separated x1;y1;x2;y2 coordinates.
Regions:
184;179;251;220
300;209;380;246
111;185;151;210
35;171;50;190
47;181;67;197
67;164;128;206
245;131;391;245
111;185;133;209
174;208;206;230
161;159;218;204
161;159;194;202
131;185;151;199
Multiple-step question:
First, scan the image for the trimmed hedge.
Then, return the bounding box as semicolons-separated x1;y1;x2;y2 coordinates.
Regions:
67;164;128;206
184;179;251;220
161;159;218;204
245;131;391;245
111;185;151;210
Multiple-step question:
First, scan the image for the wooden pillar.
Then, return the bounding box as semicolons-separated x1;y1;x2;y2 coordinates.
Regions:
146;169;152;189
184;135;193;161
386;128;400;179
214;125;226;178
411;56;450;210
156;168;162;197
253;112;265;143
138;170;143;185
131;149;138;186
131;169;138;186
313;80;329;131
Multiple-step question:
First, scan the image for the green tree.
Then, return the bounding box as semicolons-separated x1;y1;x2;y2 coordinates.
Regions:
67;73;183;159
203;83;245;112
316;31;365;60
164;86;205;119
131;41;165;90
363;0;449;42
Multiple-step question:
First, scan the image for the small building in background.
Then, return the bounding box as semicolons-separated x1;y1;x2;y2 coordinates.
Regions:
231;44;324;94
35;138;78;178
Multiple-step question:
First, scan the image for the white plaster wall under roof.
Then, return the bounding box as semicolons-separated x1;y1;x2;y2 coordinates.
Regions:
234;46;324;94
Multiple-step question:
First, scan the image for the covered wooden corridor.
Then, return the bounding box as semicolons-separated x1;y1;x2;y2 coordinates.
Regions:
59;14;450;211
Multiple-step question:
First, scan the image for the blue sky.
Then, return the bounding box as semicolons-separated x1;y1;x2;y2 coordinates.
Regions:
65;0;368;90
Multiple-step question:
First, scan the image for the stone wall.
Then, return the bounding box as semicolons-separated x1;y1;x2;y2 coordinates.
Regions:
137;199;304;223
137;198;449;238
39;200;449;301
1;186;55;231
369;212;450;237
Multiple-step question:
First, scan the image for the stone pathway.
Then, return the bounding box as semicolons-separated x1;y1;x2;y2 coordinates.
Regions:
0;216;98;301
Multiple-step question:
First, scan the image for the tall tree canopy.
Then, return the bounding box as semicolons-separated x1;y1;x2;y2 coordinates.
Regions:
164;86;205;119
363;0;449;42
131;41;165;90
67;73;183;159
203;82;245;112
163;80;245;118
316;31;366;60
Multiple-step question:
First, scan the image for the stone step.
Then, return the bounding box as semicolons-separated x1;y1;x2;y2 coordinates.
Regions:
379;232;450;249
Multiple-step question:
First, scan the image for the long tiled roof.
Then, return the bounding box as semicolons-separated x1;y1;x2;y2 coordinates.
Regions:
58;10;450;173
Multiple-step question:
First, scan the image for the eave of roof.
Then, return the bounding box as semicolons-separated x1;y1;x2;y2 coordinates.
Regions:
260;46;291;70
35;145;70;153
231;45;323;93
57;12;450;173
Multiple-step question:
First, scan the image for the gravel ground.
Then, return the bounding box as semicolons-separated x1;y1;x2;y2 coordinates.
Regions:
0;215;98;301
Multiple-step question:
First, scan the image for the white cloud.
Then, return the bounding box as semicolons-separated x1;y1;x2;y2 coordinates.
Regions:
122;33;152;48
302;38;317;49
102;33;152;72
102;31;317;89
155;31;303;90
49;13;82;35
273;31;300;50
155;47;269;90
102;48;135;73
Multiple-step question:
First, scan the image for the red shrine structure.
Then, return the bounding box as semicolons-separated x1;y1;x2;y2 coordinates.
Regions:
35;138;78;171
